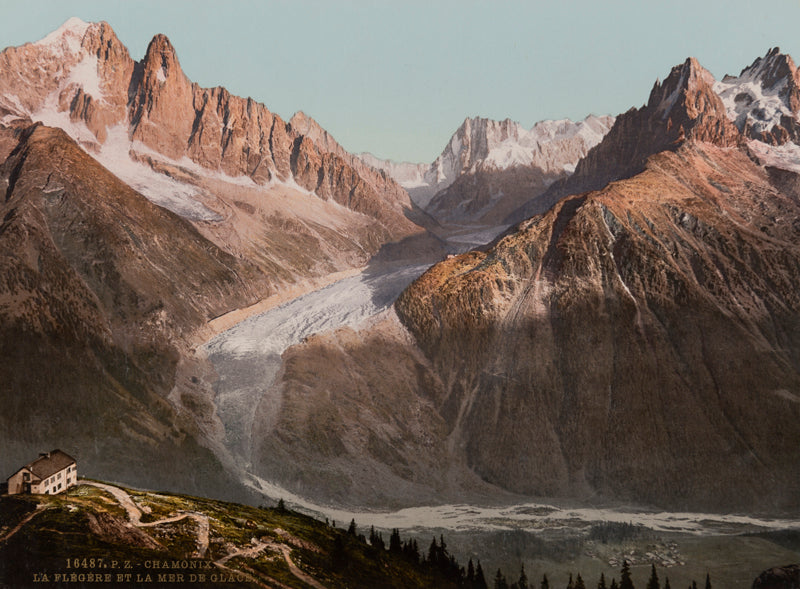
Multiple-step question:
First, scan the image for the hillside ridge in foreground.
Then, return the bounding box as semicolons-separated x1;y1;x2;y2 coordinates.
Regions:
0;479;473;588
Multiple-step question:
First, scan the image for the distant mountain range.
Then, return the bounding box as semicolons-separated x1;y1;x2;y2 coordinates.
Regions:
361;115;613;225
1;18;800;515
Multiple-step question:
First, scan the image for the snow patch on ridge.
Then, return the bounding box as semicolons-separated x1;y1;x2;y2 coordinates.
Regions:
94;125;223;222
35;17;89;57
714;76;792;135
713;53;797;136
748;139;800;174
0;94;30;117
31;91;98;146
65;54;103;101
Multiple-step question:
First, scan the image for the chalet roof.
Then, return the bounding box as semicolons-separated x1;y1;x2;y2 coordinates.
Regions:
24;450;76;480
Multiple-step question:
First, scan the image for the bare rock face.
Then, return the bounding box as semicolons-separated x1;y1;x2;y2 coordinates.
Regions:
289;111;421;232
0;19;419;243
129;34;195;160
396;143;800;512
0;123;261;500
510;58;742;223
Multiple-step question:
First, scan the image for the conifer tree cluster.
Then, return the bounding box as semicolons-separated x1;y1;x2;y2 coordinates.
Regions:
332;517;714;589
495;560;712;589
492;564;529;589
332;519;493;587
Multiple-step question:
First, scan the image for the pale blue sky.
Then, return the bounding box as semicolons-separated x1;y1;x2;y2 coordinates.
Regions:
2;0;800;162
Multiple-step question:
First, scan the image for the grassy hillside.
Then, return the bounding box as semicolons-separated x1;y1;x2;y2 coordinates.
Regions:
0;481;464;589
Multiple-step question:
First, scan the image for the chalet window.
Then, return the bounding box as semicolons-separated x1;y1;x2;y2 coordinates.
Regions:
23;472;30;481
58;472;62;479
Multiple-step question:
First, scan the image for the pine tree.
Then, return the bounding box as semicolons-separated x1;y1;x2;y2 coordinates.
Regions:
517;564;529;589
690;582;698;589
566;573;575;589
610;580;619;589
427;537;438;566
389;528;402;553
598;573;607;589
347;518;357;536
476;561;488;589
406;539;420;563
620;561;634;589
468;559;476;584
646;564;660;589
369;526;380;549
704;574;711;589
663;579;671;589
495;569;509;589
540;573;550;589
575;574;586;589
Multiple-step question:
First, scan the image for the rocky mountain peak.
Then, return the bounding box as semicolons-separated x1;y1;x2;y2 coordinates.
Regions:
141;33;183;82
79;21;123;55
451;116;522;167
739;47;798;90
509;56;741;223
714;48;800;146
33;17;91;56
128;32;203;160
648;57;725;124
288;110;340;155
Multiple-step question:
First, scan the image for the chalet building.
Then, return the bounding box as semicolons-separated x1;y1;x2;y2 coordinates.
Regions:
6;450;77;495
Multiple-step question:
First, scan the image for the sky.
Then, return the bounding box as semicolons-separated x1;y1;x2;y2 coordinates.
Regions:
1;0;799;163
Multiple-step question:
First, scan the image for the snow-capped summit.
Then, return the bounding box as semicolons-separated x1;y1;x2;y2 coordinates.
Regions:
714;47;800;145
35;17;90;55
363;114;614;221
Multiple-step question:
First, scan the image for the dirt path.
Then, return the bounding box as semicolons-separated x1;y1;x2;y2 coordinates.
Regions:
76;482;322;587
81;482;209;557
0;504;49;544
82;481;143;523
214;539;270;566
270;543;327;589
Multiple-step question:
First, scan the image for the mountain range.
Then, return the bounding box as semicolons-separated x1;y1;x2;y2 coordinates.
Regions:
1;18;800;516
361;114;614;226
255;49;800;511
